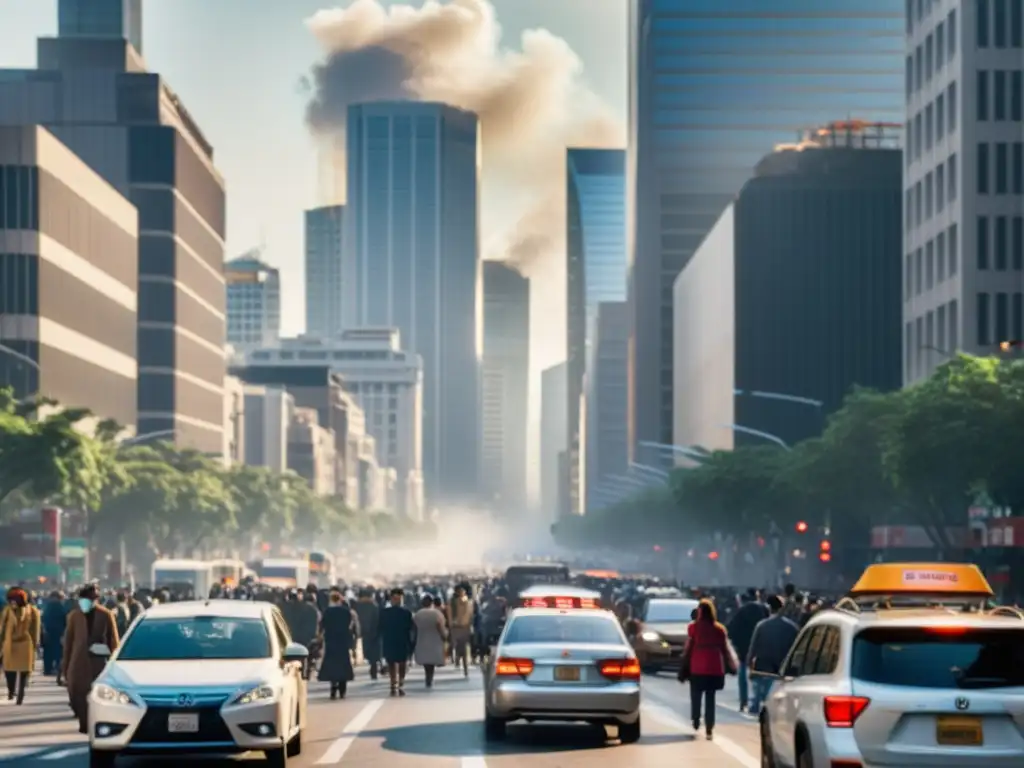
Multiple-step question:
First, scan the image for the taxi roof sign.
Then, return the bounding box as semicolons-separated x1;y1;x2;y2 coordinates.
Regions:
850;563;993;597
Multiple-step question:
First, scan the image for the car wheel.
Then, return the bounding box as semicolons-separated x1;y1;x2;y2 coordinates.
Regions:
88;749;116;768
286;702;302;756
264;746;288;767
796;740;813;768
759;716;776;768
484;712;506;741
619;716;641;744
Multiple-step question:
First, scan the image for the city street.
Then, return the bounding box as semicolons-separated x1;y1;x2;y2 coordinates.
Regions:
0;666;759;767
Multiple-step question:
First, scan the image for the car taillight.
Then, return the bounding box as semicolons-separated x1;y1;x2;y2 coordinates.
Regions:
495;657;534;677
598;659;642;680
823;696;870;727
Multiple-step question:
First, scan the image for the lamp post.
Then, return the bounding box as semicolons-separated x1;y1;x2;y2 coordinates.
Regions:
120;429;176;447
720;423;790;450
0;340;40;402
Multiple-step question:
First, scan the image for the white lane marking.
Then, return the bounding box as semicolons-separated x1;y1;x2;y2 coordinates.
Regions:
461;757;488;767
315;699;384;764
717;701;758;719
641;702;758;768
42;747;88;760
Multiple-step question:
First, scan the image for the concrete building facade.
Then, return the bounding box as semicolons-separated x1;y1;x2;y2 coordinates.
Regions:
243;385;292;475
288;407;336;497
0;125;137;427
585;301;630;511
540;362;568;521
346;101;482;505
903;0;1024;381
0;11;228;452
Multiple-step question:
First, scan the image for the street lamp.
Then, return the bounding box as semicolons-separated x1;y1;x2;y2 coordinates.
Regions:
0;340;40;401
628;461;669;480
121;429;176;447
720;423;790;450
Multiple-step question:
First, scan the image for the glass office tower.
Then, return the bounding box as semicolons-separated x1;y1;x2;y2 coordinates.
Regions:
566;148;627;516
627;0;904;460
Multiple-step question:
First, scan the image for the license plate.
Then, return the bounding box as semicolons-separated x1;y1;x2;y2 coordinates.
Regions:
937;715;983;746
168;714;199;733
554;666;580;681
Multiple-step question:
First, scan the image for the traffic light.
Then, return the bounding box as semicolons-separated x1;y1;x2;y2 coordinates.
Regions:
795;521;809;533
819;539;831;562
708;551;720;561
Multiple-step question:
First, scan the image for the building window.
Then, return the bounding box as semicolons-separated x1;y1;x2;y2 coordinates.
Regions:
978;292;991;345
978;70;990;119
0;165;37;230
996;215;1008;269
997;292;1009;340
926;34;934;81
1013;0;1023;46
905;322;913;381
926;240;935;288
916;248;924;294
995;143;1008;193
937;230;947;282
1015;293;1024;339
1013;72;1023;119
948;153;958;200
1013;216;1024;269
995;0;1008;46
1013;142;1023;193
950;299;959;350
937;163;946;212
937;20;946;67
949;9;958;57
936;93;946;138
949;223;959;275
978;143;990;193
948;81;958;132
995;70;1007;119
977;0;990;47
905;254;913;300
978;216;990;268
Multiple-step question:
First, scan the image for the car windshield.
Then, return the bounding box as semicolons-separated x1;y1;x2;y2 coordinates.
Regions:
504;614;624;645
852;627;1024;689
117;616;271;661
645;600;698;623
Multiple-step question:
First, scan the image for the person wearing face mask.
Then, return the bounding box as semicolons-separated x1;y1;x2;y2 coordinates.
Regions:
1;587;41;704
61;584;119;733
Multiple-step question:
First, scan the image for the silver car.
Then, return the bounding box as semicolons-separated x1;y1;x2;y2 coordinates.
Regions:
483;606;642;743
88;600;308;768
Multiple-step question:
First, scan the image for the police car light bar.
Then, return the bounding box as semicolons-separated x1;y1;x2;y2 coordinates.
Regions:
521;596;601;609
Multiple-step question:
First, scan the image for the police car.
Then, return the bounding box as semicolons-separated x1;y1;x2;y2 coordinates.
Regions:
757;562;1024;768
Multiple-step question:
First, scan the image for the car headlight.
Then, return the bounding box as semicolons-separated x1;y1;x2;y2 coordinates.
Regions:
640;631;662;642
92;683;138;707
231;685;277;706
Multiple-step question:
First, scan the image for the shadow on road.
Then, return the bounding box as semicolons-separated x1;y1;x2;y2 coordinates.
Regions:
364;720;693;757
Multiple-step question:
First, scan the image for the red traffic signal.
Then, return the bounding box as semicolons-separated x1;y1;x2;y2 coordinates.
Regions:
819;552;832;563
820;540;831;553
708;551;720;561
795;521;809;533
756;536;766;548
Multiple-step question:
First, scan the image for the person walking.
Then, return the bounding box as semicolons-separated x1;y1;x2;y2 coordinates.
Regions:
726;590;768;711
62;585;119;733
41;591;67;683
1;587;41;704
447;585;474;678
353;589;382;680
413;594;447;689
318;590;357;700
379;588;414;697
746;595;799;715
679;599;738;740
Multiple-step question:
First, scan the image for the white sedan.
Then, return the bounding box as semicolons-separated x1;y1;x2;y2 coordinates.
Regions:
88;599;308;767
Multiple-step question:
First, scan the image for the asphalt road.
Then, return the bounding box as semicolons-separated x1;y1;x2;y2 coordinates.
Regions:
1;665;760;767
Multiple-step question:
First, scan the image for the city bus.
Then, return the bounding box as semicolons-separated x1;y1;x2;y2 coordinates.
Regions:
257;557;310;589
208;558;253;587
504;562;571;597
308;551;337;588
150;559;214;596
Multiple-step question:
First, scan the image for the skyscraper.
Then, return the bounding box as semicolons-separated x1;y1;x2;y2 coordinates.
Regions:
57;0;142;54
346;101;482;504
566;148;627;516
481;262;530;514
0;3;228;452
226;249;280;352
903;0;1024;382
304;205;344;339
627;0;904;461
540;362;568;520
585;301;630;511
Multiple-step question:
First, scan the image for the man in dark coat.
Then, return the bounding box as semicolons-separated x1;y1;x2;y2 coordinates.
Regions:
62;585;119;734
746;595;799;715
282;591;320;678
378;587;414;696
353;589;382;679
726;590;768;711
318;591;357;699
41;591;67;680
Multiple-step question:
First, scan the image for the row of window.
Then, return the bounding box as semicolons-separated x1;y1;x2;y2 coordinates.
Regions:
976;0;1024;49
976;69;1024;121
977;215;1024;270
906;81;956;167
906;223;959;299
0;165;38;231
977;291;1024;345
906;153;957;231
977;141;1024;195
906;299;958;382
906;7;957;96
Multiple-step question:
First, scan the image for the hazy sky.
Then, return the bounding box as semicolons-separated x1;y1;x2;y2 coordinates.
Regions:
0;0;628;502
0;0;626;337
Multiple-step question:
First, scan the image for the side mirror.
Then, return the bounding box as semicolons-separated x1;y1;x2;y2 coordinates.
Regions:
282;642;308;664
89;643;111;659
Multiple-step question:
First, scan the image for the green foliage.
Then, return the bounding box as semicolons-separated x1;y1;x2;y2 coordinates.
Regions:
0;390;413;556
557;354;1024;551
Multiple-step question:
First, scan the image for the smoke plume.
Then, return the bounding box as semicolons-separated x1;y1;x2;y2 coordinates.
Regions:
301;0;623;273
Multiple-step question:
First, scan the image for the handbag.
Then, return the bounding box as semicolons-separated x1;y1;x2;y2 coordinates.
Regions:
722;638;740;676
676;639;692;684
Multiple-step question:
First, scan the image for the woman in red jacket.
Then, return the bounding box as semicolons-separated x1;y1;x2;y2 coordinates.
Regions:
682;599;737;739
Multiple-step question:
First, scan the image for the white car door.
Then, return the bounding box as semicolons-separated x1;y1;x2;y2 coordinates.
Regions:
769;626;817;767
